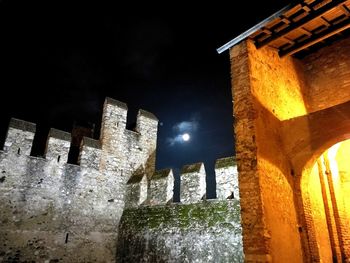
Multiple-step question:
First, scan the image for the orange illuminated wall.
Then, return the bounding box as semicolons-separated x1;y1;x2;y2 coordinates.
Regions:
230;40;305;262
301;160;332;262
300;141;350;261
229;35;350;262
303;38;350;113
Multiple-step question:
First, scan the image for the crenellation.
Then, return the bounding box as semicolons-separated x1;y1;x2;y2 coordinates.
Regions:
100;97;128;155
78;136;102;170
180;162;206;204
215;156;239;200
125;169;147;208
0;97;240;262
136;109;158;139
137;109;158;122
45;128;71;164
149;168;174;205
8;117;36;132
3;118;36;156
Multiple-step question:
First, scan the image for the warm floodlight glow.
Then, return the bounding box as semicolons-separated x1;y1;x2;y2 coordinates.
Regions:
182;133;190;141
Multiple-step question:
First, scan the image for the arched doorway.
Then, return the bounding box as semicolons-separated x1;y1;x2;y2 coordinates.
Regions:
300;139;350;262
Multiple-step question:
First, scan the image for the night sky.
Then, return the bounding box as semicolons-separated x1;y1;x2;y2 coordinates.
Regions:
0;1;291;198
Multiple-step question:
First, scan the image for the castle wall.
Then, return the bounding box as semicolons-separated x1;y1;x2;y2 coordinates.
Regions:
0;97;240;262
117;157;242;262
230;40;304;262
0;97;158;263
0;153;121;262
302;37;350;113
117;200;242;263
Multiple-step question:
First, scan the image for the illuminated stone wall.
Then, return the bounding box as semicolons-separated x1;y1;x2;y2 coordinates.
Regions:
229;35;350;262
0;97;158;262
230;40;303;262
117;156;242;262
302;160;333;262
117;200;243;263
303;37;350;113
335;140;350;258
0;97;241;263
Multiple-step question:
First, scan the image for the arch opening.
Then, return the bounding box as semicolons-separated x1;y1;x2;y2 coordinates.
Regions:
301;139;350;262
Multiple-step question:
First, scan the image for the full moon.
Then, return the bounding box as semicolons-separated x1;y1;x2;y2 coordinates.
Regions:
182;133;190;141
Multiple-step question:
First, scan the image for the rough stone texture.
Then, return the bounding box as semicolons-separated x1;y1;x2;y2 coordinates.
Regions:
149;168;174;205
215;156;239;200
230;41;304;262
334;140;350;260
4;118;36;156
125;171;148;208
180;162;206;204
230;35;350;262
0;152;121;262
303;37;350;113
0;95;241;262
116;200;243;263
45;128;71;164
78;137;102;170
0;97;158;262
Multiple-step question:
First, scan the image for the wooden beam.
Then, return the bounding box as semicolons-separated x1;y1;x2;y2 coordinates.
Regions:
256;0;347;48
279;18;350;57
320;16;331;26
298;27;313;36
340;4;350;16
282;36;296;44
216;4;294;54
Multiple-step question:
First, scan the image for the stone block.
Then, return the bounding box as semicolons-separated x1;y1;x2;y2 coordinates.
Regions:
180;162;206;204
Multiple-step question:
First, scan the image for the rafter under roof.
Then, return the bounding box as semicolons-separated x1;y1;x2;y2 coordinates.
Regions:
217;0;350;57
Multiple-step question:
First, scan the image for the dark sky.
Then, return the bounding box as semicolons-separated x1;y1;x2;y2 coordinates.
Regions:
0;1;291;198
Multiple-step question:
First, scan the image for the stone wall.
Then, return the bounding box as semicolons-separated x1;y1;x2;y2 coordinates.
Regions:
117;200;243;263
229;33;350;261
230;40;303;262
0;97;158;262
0;97;241;263
117;157;241;262
303;37;350;113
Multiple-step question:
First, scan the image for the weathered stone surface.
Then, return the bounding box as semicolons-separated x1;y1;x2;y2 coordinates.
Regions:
180;162;206;204
149;168;174;205
0;95;242;263
4;118;36;156
0;151;123;262
78;136;102;170
117;200;243;263
125;170;148;208
230;40;303;262
229;31;350;261
215;156;239;200
0;97;159;262
45;128;71;164
303;37;350;113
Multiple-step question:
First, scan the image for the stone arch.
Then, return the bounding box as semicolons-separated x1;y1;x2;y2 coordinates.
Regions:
282;100;350;175
297;135;350;262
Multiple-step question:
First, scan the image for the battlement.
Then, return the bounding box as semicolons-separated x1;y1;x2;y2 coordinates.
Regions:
148;168;174;205
45;128;71;164
215;156;239;200
4;118;36;156
124;156;238;208
100;98;158;155
0;96;238;263
1;97;158;172
180;162;206;204
78;137;102;170
125;169;148;208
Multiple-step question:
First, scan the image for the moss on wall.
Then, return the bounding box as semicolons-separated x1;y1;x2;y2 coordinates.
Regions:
117;200;243;262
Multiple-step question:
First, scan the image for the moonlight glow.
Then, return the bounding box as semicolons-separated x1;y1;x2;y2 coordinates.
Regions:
182;133;190;141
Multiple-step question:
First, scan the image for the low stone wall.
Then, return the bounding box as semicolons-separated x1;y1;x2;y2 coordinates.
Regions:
116;200;243;262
